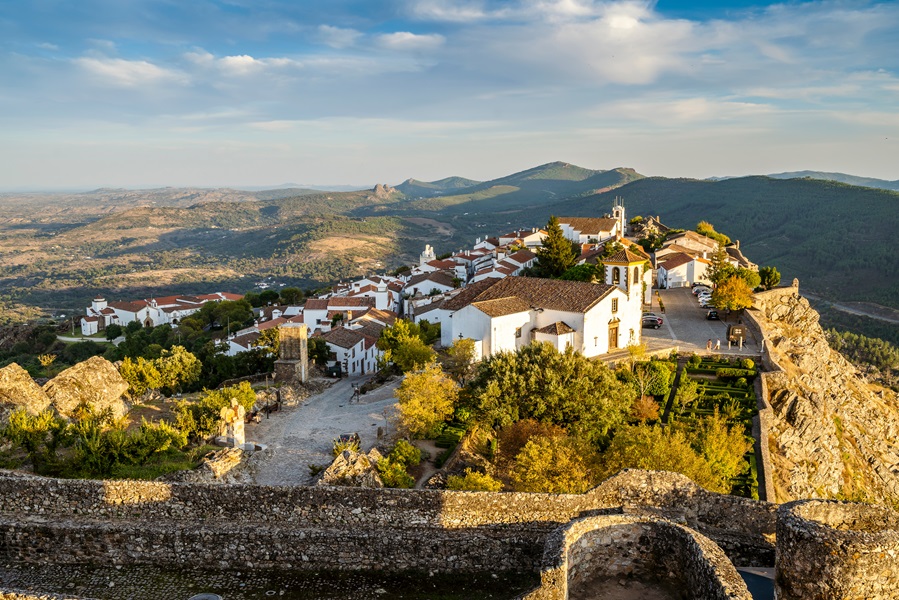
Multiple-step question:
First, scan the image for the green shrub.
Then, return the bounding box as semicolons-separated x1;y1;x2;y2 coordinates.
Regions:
377;458;414;488
715;368;757;380
446;468;502;492
740;358;755;370
688;354;702;368
388;439;421;467
175;382;256;442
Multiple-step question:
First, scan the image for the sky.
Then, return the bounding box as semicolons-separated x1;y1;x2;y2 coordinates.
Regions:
1;0;897;189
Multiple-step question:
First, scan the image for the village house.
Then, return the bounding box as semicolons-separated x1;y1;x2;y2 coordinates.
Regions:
656;252;712;289
441;252;646;359
81;292;243;335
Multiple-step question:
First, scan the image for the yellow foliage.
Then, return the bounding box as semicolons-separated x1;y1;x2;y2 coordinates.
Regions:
510;435;593;494
446;468;503;492
394;362;458;438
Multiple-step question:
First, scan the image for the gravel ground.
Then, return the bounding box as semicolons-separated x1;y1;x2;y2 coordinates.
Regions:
247;375;402;487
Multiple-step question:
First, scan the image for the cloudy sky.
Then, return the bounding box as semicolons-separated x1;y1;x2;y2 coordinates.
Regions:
1;0;897;189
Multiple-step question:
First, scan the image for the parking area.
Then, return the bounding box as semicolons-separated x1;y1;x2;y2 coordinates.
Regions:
642;287;760;356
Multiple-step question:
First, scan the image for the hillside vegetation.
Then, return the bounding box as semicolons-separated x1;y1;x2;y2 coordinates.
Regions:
1;163;897;320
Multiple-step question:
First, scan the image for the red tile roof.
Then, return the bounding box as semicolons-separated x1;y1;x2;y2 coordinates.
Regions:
558;217;619;234
446;276;616;314
535;321;575;335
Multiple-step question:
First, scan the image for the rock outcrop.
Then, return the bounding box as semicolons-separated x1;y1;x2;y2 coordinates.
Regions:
0;363;51;423
752;286;899;506
316;448;384;488
42;356;129;419
371;183;396;199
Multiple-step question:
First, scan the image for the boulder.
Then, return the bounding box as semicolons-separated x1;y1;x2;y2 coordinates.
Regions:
0;363;51;423
43;356;129;419
316;448;384;488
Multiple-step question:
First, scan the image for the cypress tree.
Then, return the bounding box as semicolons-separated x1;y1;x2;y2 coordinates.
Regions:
533;215;576;278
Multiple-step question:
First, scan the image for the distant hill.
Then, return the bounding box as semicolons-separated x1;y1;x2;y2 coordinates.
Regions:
766;171;899;192
394;162;644;214
395;176;482;198
548;176;899;308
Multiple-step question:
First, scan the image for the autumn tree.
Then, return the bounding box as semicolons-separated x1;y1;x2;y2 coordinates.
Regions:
712;275;754;314
598;424;724;492
758;266;781;290
532;216;577;278
495;418;566;469
465;343;633;443
688;410;752;490
447;468;503;492
394;362;459;438
442;337;477;384
510;434;595;494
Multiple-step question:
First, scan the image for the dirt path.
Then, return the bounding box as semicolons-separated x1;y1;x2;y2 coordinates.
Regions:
248;375;401;486
804;292;899;324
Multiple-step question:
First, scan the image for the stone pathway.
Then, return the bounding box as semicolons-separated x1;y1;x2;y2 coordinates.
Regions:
247;376;401;487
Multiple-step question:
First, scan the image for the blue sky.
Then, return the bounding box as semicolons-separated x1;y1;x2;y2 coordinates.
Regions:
1;0;897;188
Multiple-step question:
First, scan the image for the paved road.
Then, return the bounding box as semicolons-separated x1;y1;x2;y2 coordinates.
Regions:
642;288;761;356
249;375;401;486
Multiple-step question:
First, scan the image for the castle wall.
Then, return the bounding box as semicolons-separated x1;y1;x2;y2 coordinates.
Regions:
0;470;776;575
520;515;751;600
776;500;899;600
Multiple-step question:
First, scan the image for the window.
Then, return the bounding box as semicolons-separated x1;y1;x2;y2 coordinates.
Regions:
515;327;522;338
634;266;640;282
612;268;620;285
611;298;618;313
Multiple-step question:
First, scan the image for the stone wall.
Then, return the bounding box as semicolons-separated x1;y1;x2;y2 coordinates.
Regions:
776;500;899;600
519;515;751;600
0;469;776;575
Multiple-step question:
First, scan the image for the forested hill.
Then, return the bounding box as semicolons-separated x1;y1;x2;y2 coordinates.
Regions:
546;176;899;308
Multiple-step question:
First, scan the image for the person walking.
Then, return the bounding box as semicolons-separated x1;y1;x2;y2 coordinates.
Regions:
715;339;721;350
706;339;712;353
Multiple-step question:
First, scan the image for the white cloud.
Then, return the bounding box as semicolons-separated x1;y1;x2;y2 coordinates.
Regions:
36;42;59;51
318;25;362;49
377;31;445;51
217;54;298;75
74;57;187;87
407;0;496;22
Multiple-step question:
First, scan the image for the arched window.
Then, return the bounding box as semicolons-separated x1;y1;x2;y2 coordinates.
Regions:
634;266;640;282
612;267;620;285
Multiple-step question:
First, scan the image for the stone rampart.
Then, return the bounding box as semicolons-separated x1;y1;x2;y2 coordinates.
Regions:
0;469;776;574
776;499;899;600
519;515;751;599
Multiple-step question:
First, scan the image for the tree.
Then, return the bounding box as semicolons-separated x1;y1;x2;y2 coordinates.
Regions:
175;382;256;441
259;290;280;305
119;356;162;397
465;343;634;443
442;337;477;384
673;377;700;414
394;362;459;438
377;320;436;373
712;275;754;314
687;410;752;490
308;337;330;365
758;266;781;290
696;221;731;247
155;345;202;394
279;287;303;305
447;468;503;492
559;263;600;282
496;418;566;468
707;246;735;285
532;216;576;278
104;323;123;341
632;361;674;399
252;327;280;357
736;267;761;290
598;424;724;492
510;435;594;494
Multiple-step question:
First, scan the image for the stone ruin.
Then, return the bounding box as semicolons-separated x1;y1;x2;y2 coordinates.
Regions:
273;323;308;384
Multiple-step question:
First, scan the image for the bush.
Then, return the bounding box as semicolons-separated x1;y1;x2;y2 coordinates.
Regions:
446;468;503;492
388;439;421;467
715;368;756;380
332;438;360;456
175;382;256;442
688;354;702;368
740;358;755;370
377;458;414;488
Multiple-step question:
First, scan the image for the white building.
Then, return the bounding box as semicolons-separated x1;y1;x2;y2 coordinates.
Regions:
441;261;645;359
656;252;711;288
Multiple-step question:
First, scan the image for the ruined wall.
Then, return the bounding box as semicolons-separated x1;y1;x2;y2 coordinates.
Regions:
747;283;899;505
520;515;751;600
0;470;775;575
776;500;899;600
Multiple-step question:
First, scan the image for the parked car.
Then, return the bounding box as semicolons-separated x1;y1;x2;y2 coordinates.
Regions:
706;310;720;320
697;292;713;301
642;312;661;318
642;315;663;329
692;286;712;295
700;299;715;309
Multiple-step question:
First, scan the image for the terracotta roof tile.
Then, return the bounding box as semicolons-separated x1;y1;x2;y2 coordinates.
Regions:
535;321;575;335
604;248;649;265
558;217;619;234
473;297;532;317
448;276;616;314
322;327;366;349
